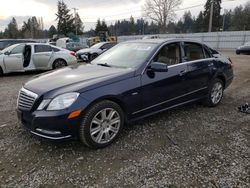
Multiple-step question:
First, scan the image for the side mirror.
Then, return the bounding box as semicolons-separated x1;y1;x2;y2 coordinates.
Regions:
4;51;11;56
148;62;168;72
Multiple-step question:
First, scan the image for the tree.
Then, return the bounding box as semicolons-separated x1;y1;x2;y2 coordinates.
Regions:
203;0;222;32
48;25;57;38
128;16;136;35
182;11;194;33
6;17;19;38
194;11;205;32
143;0;182;33
95;19;102;34
21;16;43;38
74;13;84;35
56;0;74;35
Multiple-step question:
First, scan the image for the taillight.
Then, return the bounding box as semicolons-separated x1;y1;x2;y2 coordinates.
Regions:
228;57;233;69
70;51;76;57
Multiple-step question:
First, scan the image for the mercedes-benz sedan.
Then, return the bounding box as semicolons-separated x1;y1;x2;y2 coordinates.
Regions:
17;39;234;148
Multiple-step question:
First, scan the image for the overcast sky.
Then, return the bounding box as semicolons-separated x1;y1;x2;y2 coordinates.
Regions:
0;0;249;31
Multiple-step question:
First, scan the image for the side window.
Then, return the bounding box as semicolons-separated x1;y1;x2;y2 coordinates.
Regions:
154;43;181;65
35;45;52;53
52;47;60;52
11;44;25;54
204;47;211;58
184;42;205;61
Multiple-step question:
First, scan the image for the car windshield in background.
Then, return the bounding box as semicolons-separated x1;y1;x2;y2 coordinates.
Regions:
92;42;158;68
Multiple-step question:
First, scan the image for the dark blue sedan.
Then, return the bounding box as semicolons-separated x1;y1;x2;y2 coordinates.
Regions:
17;39;234;148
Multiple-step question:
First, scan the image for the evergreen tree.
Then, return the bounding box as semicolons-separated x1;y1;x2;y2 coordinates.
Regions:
6;17;19;38
128;16;136;35
194;11;205;32
74;13;84;35
95;19;102;34
48;25;57;38
182;11;194;33
56;0;74;36
203;0;222;32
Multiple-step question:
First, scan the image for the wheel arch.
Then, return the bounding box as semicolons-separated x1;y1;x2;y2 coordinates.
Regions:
216;74;226;88
52;58;67;69
82;96;128;122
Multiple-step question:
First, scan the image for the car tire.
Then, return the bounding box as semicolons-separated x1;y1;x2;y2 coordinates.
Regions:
203;78;224;107
236;50;240;55
52;59;67;69
0;67;3;76
79;100;124;149
90;53;98;61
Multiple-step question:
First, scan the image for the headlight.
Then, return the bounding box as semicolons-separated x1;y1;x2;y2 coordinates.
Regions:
46;92;79;111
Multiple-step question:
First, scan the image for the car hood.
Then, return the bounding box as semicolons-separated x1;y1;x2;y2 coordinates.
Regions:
76;48;102;54
24;64;135;98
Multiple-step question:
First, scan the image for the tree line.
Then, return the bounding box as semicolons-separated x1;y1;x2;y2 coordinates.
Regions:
0;0;249;39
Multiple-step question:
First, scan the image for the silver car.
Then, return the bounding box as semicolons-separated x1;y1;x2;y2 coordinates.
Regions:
0;43;77;75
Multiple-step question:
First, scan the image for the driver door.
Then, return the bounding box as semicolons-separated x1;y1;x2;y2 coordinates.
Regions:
4;44;24;72
138;42;190;115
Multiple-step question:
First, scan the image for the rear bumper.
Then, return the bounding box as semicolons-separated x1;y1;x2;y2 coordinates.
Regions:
225;75;234;89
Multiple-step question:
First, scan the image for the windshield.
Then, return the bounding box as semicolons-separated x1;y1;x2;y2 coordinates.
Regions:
1;44;20;54
245;42;250;46
91;43;105;49
92;42;158;68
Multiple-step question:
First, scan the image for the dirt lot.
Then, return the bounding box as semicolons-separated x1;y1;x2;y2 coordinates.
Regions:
0;51;249;187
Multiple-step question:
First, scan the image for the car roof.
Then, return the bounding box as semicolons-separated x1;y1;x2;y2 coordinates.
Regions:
0;39;36;42
124;38;204;45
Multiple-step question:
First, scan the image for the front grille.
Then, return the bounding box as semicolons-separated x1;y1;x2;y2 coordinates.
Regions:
17;88;38;111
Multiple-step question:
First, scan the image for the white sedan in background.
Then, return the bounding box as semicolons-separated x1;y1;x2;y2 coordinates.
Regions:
0;43;77;75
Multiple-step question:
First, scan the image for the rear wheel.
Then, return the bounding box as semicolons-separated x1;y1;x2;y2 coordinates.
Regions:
0;67;3;76
79;100;124;148
53;59;67;69
204;79;224;107
236;50;240;55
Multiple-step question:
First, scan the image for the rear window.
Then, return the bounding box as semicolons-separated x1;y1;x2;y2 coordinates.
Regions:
35;45;52;53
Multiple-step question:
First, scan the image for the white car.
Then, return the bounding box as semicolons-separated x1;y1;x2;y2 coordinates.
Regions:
0;43;77;75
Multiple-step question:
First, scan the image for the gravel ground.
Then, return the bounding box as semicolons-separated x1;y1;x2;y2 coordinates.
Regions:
0;51;249;187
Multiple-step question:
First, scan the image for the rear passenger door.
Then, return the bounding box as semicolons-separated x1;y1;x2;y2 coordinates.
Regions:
183;42;213;96
33;45;53;68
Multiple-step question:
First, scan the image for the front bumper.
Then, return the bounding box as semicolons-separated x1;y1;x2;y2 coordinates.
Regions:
17;109;82;140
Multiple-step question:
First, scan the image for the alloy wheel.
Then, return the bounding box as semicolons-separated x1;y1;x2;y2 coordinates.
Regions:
211;82;223;105
90;108;121;144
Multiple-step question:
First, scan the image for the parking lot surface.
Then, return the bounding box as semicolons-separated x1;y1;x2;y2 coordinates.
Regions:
0;51;249;187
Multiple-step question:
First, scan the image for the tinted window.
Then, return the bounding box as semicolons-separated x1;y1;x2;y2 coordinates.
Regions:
154;43;181;65
204;47;211;58
35;45;52;53
11;44;25;54
184;42;205;61
101;43;115;50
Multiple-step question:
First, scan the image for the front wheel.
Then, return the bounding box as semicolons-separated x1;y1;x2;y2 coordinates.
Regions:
204;79;224;107
79;100;124;148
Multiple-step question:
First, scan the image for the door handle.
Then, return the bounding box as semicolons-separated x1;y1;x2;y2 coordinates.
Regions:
179;70;188;76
